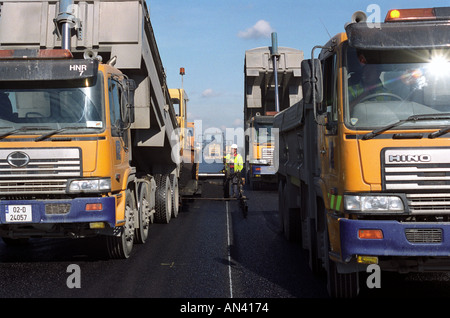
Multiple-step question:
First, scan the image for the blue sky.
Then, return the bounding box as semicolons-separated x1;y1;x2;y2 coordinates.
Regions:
148;0;450;132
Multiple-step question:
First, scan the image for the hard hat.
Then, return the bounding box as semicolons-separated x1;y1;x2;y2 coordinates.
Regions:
231;144;238;149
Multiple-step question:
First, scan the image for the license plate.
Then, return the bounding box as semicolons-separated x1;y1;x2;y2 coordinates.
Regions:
6;205;32;223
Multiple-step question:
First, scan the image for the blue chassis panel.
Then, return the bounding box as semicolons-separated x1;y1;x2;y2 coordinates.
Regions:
0;196;116;227
339;219;450;261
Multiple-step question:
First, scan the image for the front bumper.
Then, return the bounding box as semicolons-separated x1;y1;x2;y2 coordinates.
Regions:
252;164;276;176
339;219;450;262
0;196;116;235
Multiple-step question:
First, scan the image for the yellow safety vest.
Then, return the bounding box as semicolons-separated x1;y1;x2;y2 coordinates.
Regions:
225;153;243;173
349;83;388;102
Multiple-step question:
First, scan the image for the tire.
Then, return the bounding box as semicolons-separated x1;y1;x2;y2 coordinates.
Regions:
169;174;179;218
278;179;286;233
282;180;301;242
155;174;172;223
135;181;151;244
106;189;136;259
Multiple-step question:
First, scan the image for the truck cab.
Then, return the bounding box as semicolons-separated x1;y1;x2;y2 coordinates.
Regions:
0;49;136;253
0;0;187;259
276;7;450;297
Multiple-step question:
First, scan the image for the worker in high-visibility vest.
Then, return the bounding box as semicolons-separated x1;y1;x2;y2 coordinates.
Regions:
224;144;243;198
349;64;388;104
349;53;391;109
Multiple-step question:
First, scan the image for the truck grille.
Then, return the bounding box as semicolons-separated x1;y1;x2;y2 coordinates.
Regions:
405;228;442;243
383;148;450;191
261;147;274;163
0;148;81;195
406;193;450;214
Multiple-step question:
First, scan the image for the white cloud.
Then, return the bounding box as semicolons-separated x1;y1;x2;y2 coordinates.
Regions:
233;118;243;127
201;88;219;97
237;20;274;39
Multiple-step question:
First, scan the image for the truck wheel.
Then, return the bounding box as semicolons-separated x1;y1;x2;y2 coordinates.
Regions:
135;181;151;244
155;174;172;223
170;174;179;218
282;179;301;242
278;179;286;233
106;189;136;259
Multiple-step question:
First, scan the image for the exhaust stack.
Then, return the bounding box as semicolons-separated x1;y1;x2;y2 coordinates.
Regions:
271;32;280;113
56;0;75;50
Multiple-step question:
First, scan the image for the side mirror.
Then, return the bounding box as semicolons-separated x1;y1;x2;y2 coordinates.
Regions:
122;79;136;124
301;59;323;105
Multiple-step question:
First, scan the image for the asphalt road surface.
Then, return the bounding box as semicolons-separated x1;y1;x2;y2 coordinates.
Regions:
0;179;327;299
2;178;450;308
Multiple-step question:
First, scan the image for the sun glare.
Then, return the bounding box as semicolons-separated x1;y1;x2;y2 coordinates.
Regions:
427;55;450;77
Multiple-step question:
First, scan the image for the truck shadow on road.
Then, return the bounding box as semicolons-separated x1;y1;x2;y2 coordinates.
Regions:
226;185;329;298
0;237;111;263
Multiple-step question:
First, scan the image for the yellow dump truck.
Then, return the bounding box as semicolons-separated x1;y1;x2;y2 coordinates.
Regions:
244;44;302;188
169;88;199;196
0;0;195;258
275;7;450;297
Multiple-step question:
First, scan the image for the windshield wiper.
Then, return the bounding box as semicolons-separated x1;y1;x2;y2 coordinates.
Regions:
0;126;52;140
34;126;99;141
429;124;450;139
362;114;450;140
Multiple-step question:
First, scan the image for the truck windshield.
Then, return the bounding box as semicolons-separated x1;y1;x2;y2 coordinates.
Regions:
345;46;450;130
0;73;104;134
253;123;274;143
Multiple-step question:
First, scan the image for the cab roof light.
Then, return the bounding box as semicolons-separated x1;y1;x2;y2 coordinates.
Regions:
386;8;435;22
0;49;73;60
385;7;450;22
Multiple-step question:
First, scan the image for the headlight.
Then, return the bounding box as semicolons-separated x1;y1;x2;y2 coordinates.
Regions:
250;159;267;164
344;195;404;212
68;178;111;193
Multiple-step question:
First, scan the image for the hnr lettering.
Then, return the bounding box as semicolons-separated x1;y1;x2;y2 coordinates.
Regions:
388;154;431;163
69;64;87;76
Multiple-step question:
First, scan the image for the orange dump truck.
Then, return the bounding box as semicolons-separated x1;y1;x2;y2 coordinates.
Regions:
275;7;450;297
0;0;196;258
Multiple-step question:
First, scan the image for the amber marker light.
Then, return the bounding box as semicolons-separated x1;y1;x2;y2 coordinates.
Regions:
358;229;383;240
86;203;103;211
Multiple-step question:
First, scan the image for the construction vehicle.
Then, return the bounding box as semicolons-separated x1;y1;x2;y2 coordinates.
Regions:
169;87;199;196
244;37;303;189
0;0;195;258
202;131;223;162
275;7;450;297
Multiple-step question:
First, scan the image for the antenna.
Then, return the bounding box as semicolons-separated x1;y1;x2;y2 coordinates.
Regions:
319;18;332;39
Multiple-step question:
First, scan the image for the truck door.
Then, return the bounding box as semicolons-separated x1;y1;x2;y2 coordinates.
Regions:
108;76;129;187
319;52;340;210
